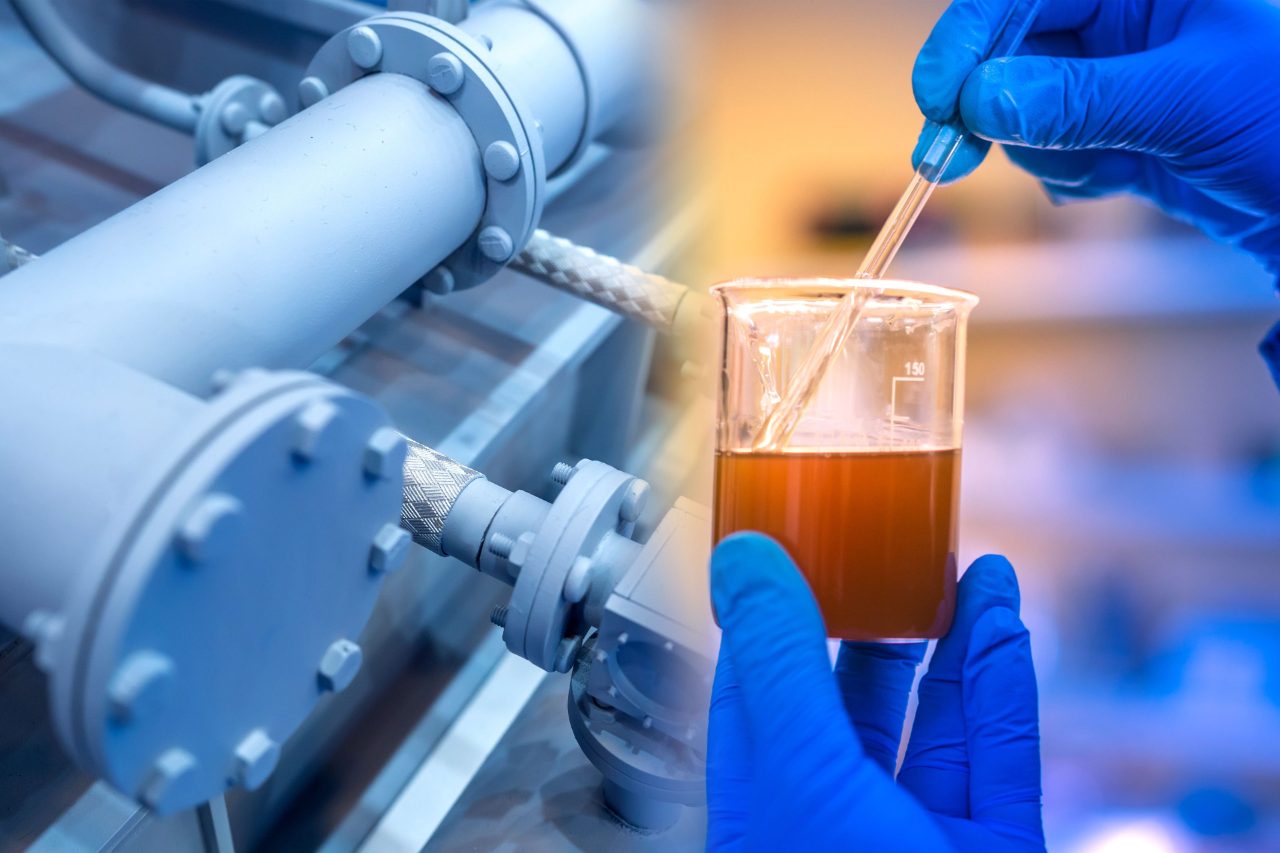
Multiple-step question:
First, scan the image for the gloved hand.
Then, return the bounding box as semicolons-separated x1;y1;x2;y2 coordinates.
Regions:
707;533;1043;852
911;0;1280;277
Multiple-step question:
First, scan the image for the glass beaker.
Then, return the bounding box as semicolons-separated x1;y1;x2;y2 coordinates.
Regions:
712;278;978;640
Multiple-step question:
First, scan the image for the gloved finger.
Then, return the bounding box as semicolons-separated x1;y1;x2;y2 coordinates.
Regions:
1127;159;1270;247
707;642;754;850
711;534;863;772
834;641;927;774
957;50;1181;153
964;606;1044;847
898;555;1020;817
911;123;991;184
712;534;962;851
911;0;1096;124
1002;147;1142;196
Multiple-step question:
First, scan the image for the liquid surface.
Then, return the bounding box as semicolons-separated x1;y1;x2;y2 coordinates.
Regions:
713;448;960;640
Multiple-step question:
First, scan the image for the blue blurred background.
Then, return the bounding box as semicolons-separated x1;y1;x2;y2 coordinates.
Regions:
679;1;1280;849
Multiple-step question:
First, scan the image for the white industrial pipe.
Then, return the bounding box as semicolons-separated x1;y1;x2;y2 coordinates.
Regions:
0;0;655;395
0;73;483;394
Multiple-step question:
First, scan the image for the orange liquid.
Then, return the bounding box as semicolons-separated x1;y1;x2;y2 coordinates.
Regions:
713;449;960;640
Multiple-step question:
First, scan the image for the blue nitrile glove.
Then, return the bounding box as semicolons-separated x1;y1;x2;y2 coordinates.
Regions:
707;533;1043;852
912;0;1280;389
912;0;1280;275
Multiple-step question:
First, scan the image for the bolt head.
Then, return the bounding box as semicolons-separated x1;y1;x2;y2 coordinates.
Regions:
483;141;521;181
363;427;406;480
107;650;174;724
421;266;455;295
478;226;515;263
258;91;286;125
140;748;199;814
298;76;329;107
426;52;464;94
292;399;340;463
369;523;411;575
220;101;250;136
318;639;362;693
176;493;244;564
619;480;650;524
347;26;384;70
233;729;280;791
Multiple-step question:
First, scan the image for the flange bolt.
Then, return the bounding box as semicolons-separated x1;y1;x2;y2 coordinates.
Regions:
347;26;384;70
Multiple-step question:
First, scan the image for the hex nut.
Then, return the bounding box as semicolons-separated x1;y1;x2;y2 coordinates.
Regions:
363;427;406;480
478;226;515;263
140;748;199;813
298;76;329;107
318;639;363;693
369;523;411;575
347;26;384;70
483;141;521;181
292;399;340;463
233;729;280;791
507;531;536;574
107;650;174;724
426;52;465;95
175;493;244;565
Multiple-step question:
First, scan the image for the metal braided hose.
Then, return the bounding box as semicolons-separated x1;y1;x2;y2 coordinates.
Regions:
511;229;691;332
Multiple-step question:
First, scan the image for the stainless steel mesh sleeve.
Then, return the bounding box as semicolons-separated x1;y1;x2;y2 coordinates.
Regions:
510;229;689;331
401;439;482;553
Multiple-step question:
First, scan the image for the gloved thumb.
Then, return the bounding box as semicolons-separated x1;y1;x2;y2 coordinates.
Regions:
958;50;1182;154
710;534;864;775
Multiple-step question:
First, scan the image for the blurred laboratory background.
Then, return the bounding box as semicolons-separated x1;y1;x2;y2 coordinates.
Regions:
677;1;1280;850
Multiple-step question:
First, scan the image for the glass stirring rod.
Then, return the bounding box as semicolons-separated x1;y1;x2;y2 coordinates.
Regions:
752;0;1047;451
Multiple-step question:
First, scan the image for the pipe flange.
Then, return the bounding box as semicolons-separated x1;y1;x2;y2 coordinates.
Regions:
303;13;546;292
514;0;595;176
46;369;406;814
502;460;638;671
566;637;704;829
195;75;289;166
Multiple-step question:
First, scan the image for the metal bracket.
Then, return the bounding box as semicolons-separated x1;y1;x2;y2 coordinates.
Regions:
302;13;546;293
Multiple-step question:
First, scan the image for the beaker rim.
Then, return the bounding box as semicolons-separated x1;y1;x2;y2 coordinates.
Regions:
709;277;979;308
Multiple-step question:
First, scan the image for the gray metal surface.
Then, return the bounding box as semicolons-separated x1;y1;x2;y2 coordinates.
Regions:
0;3;675;845
423;671;706;852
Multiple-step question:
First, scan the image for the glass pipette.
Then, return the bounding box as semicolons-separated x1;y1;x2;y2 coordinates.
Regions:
752;0;1047;451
